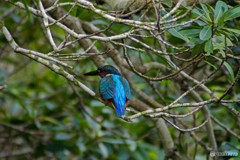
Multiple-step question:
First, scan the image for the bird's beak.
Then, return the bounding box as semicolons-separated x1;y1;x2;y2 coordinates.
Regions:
84;70;99;76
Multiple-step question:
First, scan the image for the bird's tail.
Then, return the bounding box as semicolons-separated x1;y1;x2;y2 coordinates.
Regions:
112;100;125;117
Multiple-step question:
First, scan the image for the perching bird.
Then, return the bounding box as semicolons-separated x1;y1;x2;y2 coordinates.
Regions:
84;65;131;117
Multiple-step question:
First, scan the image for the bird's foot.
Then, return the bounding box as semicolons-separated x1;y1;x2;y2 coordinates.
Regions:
120;115;132;122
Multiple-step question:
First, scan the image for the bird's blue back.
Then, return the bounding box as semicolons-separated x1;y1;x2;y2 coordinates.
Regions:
99;75;131;116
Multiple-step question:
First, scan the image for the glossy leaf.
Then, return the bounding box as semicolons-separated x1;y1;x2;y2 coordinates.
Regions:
192;43;204;55
200;26;212;40
224;6;240;21
180;29;201;37
214;1;228;23
39;116;59;126
203;59;217;69
99;143;108;158
168;28;189;42
215;35;233;47
216;1;228;12
192;8;209;23
214;6;224;23
161;0;172;7
204;40;213;55
201;4;211;21
217;15;225;26
212;56;235;81
223;27;240;35
223;62;235;82
55;133;74;141
217;29;238;42
206;3;215;13
219;49;226;58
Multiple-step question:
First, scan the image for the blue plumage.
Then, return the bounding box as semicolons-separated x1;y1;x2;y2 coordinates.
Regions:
99;76;116;100
122;78;131;100
111;75;126;116
84;65;131;117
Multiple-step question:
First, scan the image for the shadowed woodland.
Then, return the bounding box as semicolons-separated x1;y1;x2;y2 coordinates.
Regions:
0;0;240;159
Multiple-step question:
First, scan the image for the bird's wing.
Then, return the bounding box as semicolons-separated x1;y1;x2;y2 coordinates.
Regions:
122;77;131;100
99;76;116;100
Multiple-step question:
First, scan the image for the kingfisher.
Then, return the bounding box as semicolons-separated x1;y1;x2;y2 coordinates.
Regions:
84;65;131;117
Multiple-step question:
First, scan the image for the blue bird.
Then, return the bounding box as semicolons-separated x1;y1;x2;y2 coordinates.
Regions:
84;65;131;117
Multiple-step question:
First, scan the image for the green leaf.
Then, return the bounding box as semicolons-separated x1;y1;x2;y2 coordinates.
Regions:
192;43;204;55
206;3;215;13
22;0;31;20
168;28;189;42
39;116;59;126
215;1;228;13
217;15;225;26
201;4;211;21
71;7;78;17
223;27;240;34
99;143;108;158
101;138;125;144
215;35;233;47
219;49;226;58
214;1;228;23
192;8;209;23
180;29;201;37
161;0;172;7
203;59;217;69
214;6;224;23
200;26;212;40
55;133;74;141
212;56;235;81
224;6;240;21
204;40;213;55
217;29;238;42
223;62;235;82
190;37;205;44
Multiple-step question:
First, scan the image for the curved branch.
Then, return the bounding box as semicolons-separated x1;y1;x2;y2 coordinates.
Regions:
2;26;95;97
162;116;209;132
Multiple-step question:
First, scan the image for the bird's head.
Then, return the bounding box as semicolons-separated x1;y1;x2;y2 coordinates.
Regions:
84;65;121;78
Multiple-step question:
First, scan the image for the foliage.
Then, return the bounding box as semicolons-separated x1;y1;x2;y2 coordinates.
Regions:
0;0;240;159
